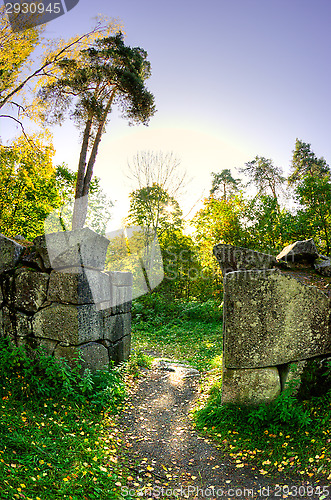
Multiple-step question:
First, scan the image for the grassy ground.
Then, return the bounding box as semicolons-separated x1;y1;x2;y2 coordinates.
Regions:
132;295;331;483
131;295;223;371
0;338;132;500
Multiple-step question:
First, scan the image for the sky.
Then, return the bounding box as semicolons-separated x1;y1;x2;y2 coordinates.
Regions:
6;0;331;230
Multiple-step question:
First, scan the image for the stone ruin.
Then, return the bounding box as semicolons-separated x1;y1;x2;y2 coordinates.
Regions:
214;239;331;405
0;229;132;371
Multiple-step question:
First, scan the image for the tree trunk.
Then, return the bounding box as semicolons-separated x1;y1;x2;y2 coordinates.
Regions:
72;117;93;230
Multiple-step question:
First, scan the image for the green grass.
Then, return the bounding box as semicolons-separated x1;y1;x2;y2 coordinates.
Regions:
194;385;331;481
131;295;223;371
0;338;133;500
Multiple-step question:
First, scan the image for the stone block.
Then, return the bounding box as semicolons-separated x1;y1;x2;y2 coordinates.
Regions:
0;234;24;274
213;243;276;275
109;271;133;287
20;250;45;271
110;335;131;364
221;366;281;405
36;338;58;356
2;307;14;337
13;269;49;312
223;269;331;369
102;311;131;342
48;269;111;305
113;286;132;314
54;342;109;370
35;228;109;271
314;257;331;277
32;303;103;344
16;311;33;337
276;238;318;263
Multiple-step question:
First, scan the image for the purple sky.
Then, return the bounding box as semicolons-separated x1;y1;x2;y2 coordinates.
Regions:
29;1;331;226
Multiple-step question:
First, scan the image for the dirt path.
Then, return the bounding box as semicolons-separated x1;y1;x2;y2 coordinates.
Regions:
117;361;329;500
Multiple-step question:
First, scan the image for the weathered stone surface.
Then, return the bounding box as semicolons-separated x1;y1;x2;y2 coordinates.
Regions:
13;269;49;312
16;311;33;337
113;286;132;314
32;303;103;344
222;366;281;405
276;238;318;263
54;342;109;370
2;307;14;337
35;228;109;271
314;257;331;277
36;338;58;356
48;269;111;305
213;243;277;275
102;310;131;342
0;234;24;274
20;250;45;271
110;335;131;364
224;269;331;369
109;271;133;287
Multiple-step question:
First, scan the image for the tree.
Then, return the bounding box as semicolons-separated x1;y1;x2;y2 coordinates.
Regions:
0;7;40;102
192;195;247;288
209;169;241;200
127;183;183;237
288;139;330;185
243;194;290;253
49;166;113;235
39;32;156;230
288;140;331;254
127;151;187;198
0;133;61;239
239;156;285;204
295;175;331;254
0;9;122;136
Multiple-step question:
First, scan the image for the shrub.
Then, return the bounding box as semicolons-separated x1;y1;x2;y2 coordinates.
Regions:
0;337;126;412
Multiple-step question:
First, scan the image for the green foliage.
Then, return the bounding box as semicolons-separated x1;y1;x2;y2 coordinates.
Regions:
209;169;241;199
127;183;183;235
159;229;218;301
243;194;291;253
289;138;330;185
0;337;126;412
51;164;113;235
0;134;62;240
191;195;246;292
294;173;331;255
195;364;331;478
132;293;222;326
239;155;285;201
0;337;130;498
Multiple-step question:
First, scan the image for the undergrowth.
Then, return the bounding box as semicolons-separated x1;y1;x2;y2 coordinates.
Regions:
0;337;132;500
194;371;331;480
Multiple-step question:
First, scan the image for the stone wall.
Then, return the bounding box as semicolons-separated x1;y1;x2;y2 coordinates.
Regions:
214;240;331;405
0;229;132;371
